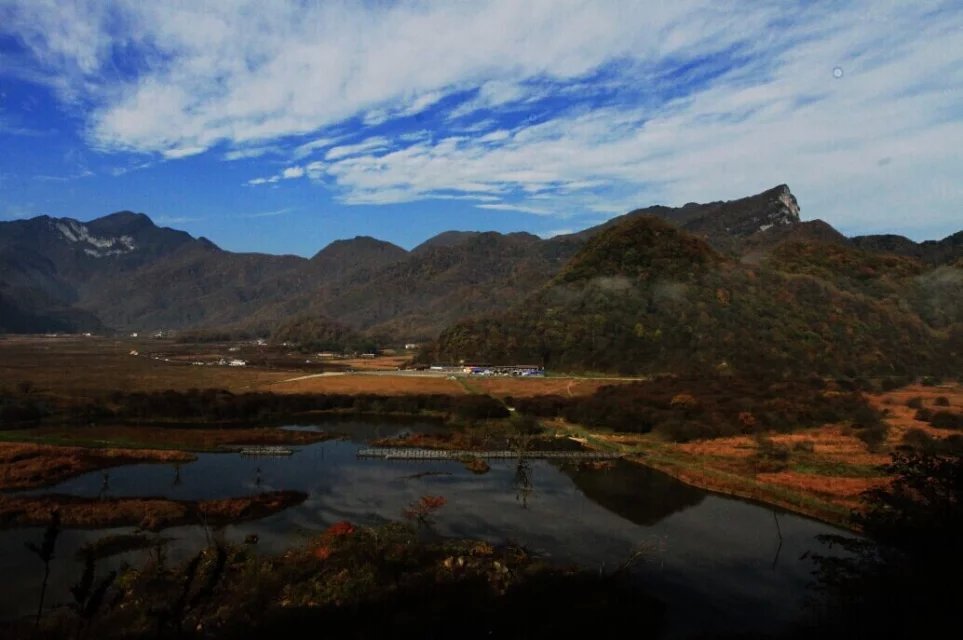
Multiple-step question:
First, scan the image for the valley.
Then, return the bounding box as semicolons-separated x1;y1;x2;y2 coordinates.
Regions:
2;185;961;638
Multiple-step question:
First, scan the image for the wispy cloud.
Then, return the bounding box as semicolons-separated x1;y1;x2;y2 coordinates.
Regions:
325;137;390;161
155;215;202;225
2;1;961;236
34;169;94;181
247;165;306;186
292;136;338;160
243;207;294;218
223;145;282;161
477;203;553;215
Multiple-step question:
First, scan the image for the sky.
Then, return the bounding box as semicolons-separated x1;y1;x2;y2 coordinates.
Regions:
0;1;960;257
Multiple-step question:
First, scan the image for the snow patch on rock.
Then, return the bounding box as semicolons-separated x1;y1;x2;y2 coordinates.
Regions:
55;220;136;257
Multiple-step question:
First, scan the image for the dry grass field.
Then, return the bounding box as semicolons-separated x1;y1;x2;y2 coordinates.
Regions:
0;335;292;396
0;441;194;491
868;381;963;442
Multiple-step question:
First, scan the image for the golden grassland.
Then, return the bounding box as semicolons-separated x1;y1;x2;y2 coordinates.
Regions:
0;335;292;396
868;382;963;438
546;381;963;528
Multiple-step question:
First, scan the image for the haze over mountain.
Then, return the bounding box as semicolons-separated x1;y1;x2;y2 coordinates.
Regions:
2;185;961;376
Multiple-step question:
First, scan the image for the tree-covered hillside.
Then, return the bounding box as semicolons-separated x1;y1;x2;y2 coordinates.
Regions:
424;216;960;377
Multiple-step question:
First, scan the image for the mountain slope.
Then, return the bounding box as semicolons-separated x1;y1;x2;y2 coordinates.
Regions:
297;231;581;340
2;185;959;362
425;215;958;377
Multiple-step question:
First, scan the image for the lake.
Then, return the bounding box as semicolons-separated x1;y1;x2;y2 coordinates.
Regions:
1;421;847;637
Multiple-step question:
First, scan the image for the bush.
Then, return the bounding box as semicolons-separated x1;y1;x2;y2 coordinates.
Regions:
450;395;509;421
751;434;791;472
915;408;933;422
655;419;718;443
906;397;924;410
920;376;943;387
930;411;963;430
934;396;951;407
901;428;933;451
880;376;911;392
855;424;889;452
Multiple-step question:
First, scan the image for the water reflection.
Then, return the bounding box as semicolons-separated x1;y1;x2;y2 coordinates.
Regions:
562;460;705;526
1;423;852;638
513;457;534;508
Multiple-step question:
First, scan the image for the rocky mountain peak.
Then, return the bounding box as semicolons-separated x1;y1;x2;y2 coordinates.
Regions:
767;184;801;227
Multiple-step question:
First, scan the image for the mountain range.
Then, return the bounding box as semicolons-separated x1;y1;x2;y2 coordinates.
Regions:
2;184;961;375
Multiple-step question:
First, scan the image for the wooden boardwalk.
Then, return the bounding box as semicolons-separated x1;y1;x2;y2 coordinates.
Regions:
239;446;294;456
356;447;621;460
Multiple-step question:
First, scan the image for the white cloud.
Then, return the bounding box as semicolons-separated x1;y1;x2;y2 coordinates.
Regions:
292;136;338;160
161;146;206;159
248;164;306;185
3;1;962;237
2;1;718;156
477;203;553;215
223;145;281;161
155;215;202;225
281;165;304;179
325;137;390;161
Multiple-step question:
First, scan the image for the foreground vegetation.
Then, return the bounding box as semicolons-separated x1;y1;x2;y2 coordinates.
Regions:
5;519;664;639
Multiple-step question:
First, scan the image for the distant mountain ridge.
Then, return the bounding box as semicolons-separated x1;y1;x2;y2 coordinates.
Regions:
1;186;960;359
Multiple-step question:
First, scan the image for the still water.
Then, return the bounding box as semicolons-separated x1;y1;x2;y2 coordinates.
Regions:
1;421;846;637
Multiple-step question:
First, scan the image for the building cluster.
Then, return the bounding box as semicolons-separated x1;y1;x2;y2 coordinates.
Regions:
425;364;544;377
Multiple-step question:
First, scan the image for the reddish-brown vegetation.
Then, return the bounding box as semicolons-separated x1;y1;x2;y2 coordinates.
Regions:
0;490;306;529
0;442;194;491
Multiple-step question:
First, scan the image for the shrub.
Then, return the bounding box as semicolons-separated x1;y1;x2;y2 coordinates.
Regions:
450;395;509;421
915;408;933;422
906;397;924;410
880;376;910;392
751;434;791;472
900;428;933;451
934;396;951;407
929;411;963;430
855;424;889;452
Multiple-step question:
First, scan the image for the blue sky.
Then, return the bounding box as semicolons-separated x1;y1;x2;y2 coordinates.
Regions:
1;1;961;257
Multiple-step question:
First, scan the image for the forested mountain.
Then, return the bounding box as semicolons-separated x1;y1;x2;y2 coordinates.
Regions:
423;214;962;377
2;185;960;374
